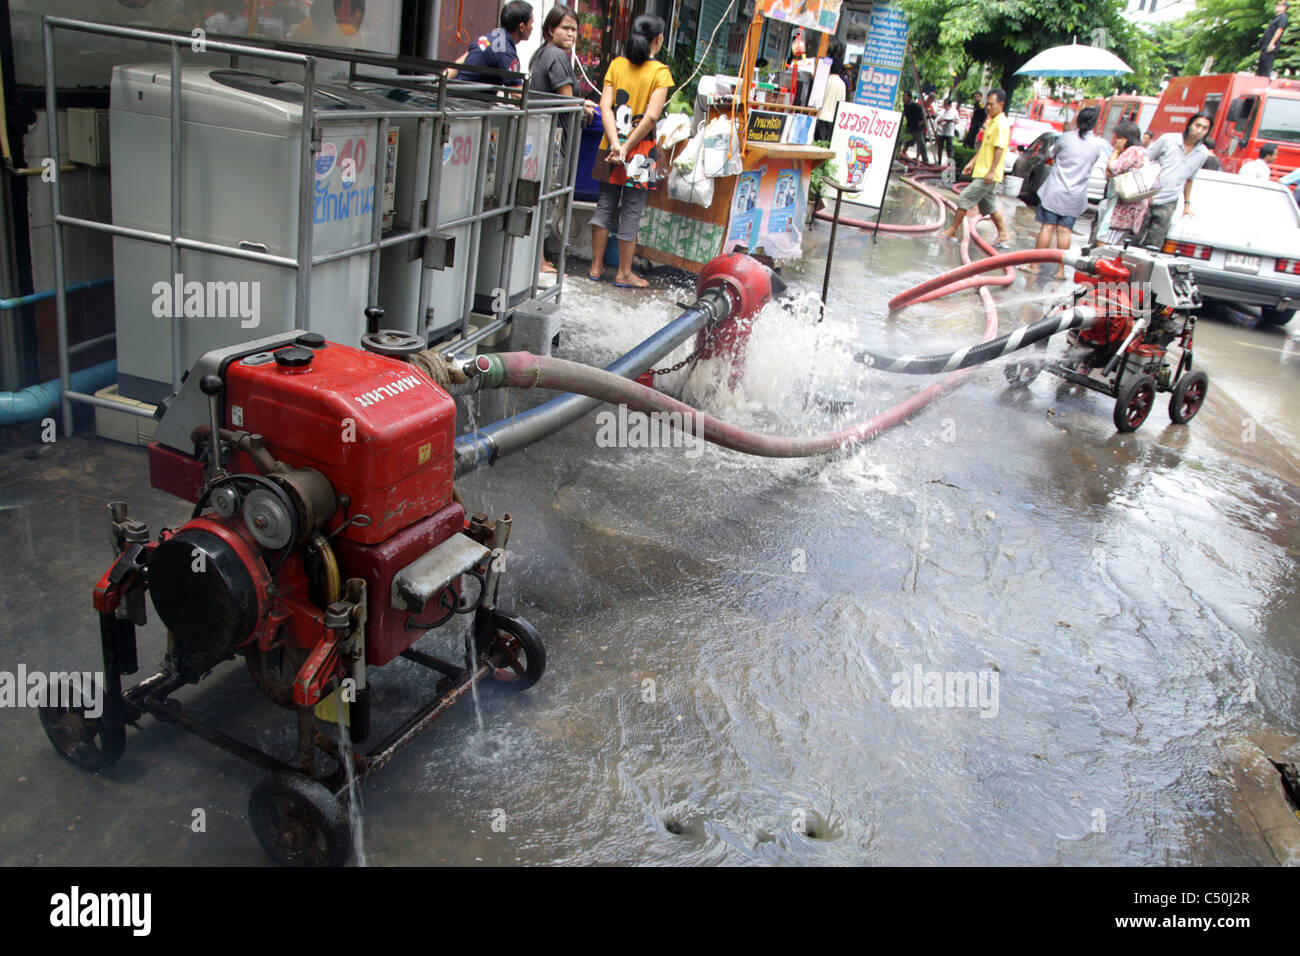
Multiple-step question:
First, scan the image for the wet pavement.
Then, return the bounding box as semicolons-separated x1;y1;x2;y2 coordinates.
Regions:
1;178;1297;866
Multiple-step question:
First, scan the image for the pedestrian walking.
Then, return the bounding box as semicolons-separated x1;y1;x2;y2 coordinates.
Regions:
1258;0;1289;76
1139;113;1211;251
1031;107;1110;278
589;15;674;288
936;99;959;163
902;91;929;163
963;92;986;150
939;88;1011;245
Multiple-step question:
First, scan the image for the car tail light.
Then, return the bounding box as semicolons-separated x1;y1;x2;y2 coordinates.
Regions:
1276;258;1300;274
1162;240;1212;260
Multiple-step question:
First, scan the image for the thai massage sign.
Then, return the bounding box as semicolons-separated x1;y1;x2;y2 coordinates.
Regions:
827;102;902;210
747;110;788;144
758;0;843;33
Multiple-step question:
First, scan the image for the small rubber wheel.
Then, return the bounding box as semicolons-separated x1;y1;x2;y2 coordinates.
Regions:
1260;306;1294;326
488;613;546;691
249;770;352;867
1169;370;1209;424
39;701;125;773
1114;373;1156;432
1003;359;1041;388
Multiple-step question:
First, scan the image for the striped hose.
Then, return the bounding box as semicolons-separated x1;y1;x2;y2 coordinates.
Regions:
855;305;1099;375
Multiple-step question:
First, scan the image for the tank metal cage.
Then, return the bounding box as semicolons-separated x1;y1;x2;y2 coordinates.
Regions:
41;16;585;433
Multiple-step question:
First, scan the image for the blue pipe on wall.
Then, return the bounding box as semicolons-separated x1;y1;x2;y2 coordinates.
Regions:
0;360;117;427
0;276;113;311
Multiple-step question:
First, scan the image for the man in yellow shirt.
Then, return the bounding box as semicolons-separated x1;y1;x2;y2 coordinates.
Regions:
939;88;1012;245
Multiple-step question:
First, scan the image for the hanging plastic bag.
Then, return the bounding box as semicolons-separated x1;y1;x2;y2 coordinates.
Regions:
700;115;743;178
666;128;712;206
673;125;705;175
657;113;691;152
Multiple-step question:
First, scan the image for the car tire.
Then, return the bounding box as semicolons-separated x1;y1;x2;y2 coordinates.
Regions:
1259;306;1295;326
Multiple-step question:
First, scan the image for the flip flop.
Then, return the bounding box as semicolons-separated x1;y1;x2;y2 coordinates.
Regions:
587;272;605;282
612;280;650;289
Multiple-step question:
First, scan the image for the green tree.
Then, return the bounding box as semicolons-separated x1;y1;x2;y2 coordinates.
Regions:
1174;0;1300;76
900;0;1150;100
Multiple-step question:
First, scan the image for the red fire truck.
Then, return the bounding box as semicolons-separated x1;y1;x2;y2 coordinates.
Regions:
1148;74;1300;178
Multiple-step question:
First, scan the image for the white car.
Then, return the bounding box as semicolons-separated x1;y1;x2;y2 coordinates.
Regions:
1161;170;1300;325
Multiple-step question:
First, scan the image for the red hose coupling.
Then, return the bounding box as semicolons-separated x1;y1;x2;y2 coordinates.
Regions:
694;253;774;362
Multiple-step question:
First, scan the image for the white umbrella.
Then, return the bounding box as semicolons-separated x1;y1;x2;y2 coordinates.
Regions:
1015;41;1133;78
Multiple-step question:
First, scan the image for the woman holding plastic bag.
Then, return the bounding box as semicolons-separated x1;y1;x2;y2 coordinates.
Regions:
589;15;674;288
1095;121;1151;246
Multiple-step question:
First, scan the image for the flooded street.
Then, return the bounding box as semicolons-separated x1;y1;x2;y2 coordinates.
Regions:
2;179;1297;866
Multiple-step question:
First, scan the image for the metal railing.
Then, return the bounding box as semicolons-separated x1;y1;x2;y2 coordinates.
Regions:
41;17;585;434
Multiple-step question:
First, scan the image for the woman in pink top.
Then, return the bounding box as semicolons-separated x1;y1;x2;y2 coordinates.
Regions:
1102;121;1149;245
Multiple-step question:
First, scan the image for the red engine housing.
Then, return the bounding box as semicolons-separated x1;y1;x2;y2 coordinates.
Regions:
141;339;471;688
1077;255;1139;348
221;343;457;545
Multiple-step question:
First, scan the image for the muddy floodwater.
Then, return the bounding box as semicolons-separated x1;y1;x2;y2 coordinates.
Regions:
1;182;1297;866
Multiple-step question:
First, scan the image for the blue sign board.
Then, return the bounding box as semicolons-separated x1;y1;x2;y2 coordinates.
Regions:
854;0;908;109
854;66;900;110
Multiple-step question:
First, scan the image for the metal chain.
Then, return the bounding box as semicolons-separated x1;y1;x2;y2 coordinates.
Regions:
651;318;720;376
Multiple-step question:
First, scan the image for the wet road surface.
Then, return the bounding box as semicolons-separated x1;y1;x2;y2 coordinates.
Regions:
1;179;1296;866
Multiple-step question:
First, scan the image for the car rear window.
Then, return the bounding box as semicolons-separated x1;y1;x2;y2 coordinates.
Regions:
1191;177;1300;228
1258;97;1300;143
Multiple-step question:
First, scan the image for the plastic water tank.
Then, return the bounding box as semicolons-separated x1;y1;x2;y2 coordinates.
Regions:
110;65;404;402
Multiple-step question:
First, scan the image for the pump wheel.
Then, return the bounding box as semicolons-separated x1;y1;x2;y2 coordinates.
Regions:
39;701;126;773
487;613;546;691
249;771;352;867
1114;373;1156;432
1003;359;1041;387
1169;370;1209;424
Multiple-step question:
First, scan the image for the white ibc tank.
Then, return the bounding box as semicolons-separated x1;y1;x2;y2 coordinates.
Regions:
110;65;400;402
368;87;485;341
473;107;555;314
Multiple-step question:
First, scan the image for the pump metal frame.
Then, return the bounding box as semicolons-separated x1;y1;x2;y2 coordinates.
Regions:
41;17;584;434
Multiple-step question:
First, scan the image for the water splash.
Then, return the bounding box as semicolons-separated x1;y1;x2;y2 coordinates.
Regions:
330;679;367;867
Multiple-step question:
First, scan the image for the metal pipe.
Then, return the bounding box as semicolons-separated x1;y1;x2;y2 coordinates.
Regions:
445;317;507;355
43;18;73;436
44;16;312;62
459;115;491;340
453;294;726;476
366;116;389;310
68;332;115;355
294;57;317;331
52;216;301;268
417;111;444;339
169;40;183;393
65;388;155;418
